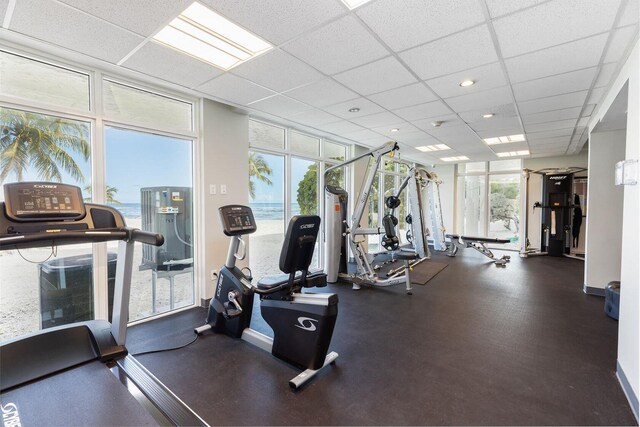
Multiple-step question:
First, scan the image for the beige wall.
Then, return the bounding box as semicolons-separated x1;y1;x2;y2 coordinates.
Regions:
198;99;249;301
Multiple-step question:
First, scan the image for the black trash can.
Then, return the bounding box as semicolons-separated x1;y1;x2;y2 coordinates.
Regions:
39;252;117;328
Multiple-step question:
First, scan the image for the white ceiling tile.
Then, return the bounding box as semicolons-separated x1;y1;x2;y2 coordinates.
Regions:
367;83;438;110
513;67;598;101
123;42;222;88
458;103;517;122
319;120;366;135
469;116;521;132
350;111;404;128
197;73;277;105
525;118;577;133
57;0;192;36
582;104;597;117
249;95;313;117
618;0;639;27
322;97;385;119
231;49;323;92
399;25;498;80
577;117;591;127
526;128;575;140
493;0;622;57
0;0;8;18
425;62;508;99
10;0;144;63
529;137;572;146
282;15;388;75
587;87;606;104
412;114;466;131
333;56;417;96
517;91;589;115
505;33;608;83
371;123;420;137
476;127;523;138
393;100;451;121
445;86;514;112
289;108;342;126
397;132;440;144
604;25;639;63
427;124;480;141
284;79;358;108
485;0;547;18
200;0;345;45
341;128;385;141
356;0;485;52
594;62;619;87
522;106;582;125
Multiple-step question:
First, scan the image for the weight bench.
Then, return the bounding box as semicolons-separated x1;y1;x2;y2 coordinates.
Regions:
445;234;511;266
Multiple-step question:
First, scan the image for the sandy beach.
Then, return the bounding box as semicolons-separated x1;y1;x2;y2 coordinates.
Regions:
0;217;301;341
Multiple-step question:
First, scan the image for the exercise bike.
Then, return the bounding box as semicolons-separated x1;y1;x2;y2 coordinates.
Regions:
195;205;339;389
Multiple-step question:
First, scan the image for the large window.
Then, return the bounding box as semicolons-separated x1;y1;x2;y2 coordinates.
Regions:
248;120;349;278
455;160;522;248
0;49;197;340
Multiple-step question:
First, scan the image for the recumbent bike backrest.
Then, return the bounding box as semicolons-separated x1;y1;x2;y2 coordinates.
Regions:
279;215;320;275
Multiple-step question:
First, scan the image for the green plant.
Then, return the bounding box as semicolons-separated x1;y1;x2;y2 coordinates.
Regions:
83;185;122;204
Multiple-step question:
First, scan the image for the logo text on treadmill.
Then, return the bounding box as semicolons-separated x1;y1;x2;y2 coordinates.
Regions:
295;317;318;332
1;403;21;427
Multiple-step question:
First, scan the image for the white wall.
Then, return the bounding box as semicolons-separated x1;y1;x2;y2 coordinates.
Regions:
584;130;626;292
198;99;249;301
590;39;639;420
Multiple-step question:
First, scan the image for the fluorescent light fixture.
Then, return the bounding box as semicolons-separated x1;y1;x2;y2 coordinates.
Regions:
484;134;526;145
483;113;494;118
496;150;530;157
341;0;374;10
441;156;469;162
153;2;272;71
416;144;451;152
459;80;475;87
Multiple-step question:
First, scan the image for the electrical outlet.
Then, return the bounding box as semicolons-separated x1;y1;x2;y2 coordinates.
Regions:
220;184;227;194
209;184;216;195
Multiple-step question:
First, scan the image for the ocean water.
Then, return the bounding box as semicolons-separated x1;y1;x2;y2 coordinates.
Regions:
107;202;295;220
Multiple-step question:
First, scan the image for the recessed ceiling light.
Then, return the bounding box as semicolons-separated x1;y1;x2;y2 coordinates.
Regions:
431;120;444;127
348;107;360;113
459;80;475;87
340;0;374;10
484;134;526;145
390;128;399;132
416;144;451;152
441;156;469;162
483;113;494;118
496;150;530;157
152;2;272;71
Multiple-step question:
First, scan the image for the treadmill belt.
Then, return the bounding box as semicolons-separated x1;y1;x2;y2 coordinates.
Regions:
0;360;157;426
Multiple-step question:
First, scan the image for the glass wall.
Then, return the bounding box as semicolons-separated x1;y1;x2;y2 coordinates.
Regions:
455;160;522;248
105;127;194;321
0;48;198;340
248;120;349;276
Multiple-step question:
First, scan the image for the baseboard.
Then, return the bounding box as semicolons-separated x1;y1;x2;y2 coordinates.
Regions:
583;285;606;296
200;297;211;308
617;361;639;422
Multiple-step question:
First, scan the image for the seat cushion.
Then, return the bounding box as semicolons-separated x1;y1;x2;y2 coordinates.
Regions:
257;271;327;290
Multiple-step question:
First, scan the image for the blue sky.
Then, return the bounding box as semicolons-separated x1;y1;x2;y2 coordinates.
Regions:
2;127;192;203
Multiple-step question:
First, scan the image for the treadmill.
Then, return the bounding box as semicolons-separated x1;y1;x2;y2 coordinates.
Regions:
0;182;206;426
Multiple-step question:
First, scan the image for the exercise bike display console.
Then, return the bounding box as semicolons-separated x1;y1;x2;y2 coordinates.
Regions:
196;205;339;389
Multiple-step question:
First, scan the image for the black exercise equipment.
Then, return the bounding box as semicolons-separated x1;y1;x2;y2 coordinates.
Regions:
445;234;511;266
195;205;338;389
0;181;205;426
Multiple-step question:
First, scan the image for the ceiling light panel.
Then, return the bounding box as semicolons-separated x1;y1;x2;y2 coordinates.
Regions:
441;156;469;161
496;150;530;157
153;2;272;71
341;0;374;10
416;144;451;152
484;134;526;145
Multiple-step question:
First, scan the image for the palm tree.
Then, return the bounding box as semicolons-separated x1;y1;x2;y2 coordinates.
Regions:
248;152;273;199
83;185;122;204
0;108;90;183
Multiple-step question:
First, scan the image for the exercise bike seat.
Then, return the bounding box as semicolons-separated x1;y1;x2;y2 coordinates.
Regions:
257;271;328;290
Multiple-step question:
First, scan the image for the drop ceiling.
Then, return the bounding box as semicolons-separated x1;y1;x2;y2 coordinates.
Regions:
1;0;638;164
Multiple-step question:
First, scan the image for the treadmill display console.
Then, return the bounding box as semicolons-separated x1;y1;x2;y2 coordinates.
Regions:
219;205;257;236
3;182;85;222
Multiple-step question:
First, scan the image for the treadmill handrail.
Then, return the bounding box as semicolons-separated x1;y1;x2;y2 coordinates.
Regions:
0;227;164;249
